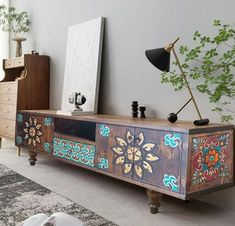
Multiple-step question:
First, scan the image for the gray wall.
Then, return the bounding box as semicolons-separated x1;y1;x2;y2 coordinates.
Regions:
11;0;235;123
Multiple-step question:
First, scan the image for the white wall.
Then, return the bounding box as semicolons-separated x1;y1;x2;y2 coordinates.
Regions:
0;0;9;80
10;0;235;123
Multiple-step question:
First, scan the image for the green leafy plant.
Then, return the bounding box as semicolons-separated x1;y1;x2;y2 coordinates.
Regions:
161;20;235;123
0;4;30;37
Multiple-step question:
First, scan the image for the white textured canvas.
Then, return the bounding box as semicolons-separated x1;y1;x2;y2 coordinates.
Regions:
60;17;104;115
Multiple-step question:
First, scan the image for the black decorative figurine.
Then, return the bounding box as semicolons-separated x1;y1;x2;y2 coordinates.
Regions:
139;106;146;118
132;101;138;117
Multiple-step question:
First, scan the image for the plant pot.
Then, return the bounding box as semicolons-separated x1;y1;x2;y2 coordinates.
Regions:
12;37;26;57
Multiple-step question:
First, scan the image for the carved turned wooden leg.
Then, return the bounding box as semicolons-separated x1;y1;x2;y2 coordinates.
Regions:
28;149;38;166
17;147;21;156
146;189;162;214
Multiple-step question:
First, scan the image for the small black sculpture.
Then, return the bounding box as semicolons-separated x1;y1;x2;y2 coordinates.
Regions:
132;101;138;117
139;106;146;118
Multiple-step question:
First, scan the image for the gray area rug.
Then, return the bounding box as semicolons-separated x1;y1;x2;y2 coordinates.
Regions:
0;164;117;226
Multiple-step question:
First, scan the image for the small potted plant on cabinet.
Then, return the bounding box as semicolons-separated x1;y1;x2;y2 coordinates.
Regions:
0;4;30;57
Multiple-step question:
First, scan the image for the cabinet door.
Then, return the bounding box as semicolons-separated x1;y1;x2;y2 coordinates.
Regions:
95;123;135;179
133;128;182;193
15;113;54;153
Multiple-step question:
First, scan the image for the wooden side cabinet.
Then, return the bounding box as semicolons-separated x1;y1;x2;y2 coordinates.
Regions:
0;54;50;150
15;110;234;214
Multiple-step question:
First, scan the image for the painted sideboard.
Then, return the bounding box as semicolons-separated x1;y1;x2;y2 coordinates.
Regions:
15;110;234;213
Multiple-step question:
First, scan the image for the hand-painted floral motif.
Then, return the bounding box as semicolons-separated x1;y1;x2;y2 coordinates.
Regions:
192;133;230;185
112;130;159;178
16;113;23;122
16;136;22;144
163;174;179;192
44;142;52;153
98;158;109;169
53;137;95;167
44;117;53;126
99;124;110;137
164;133;181;148
23;117;43;147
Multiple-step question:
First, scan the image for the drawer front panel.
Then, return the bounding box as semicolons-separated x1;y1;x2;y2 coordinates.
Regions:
4;59;15;69
0;118;15;137
14;57;24;67
15;113;54;153
53;134;95;168
0;82;18;94
0;104;16;120
0;94;17;105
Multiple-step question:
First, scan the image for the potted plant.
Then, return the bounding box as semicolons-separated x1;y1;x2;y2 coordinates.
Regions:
0;4;30;57
161;20;235;123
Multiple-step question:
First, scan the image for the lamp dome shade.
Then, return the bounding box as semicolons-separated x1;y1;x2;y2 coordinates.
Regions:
145;48;170;72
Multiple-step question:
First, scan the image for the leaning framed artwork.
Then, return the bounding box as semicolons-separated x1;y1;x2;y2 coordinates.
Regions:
58;17;104;115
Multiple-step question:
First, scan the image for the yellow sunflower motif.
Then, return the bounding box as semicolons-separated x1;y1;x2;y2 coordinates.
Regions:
112;130;159;178
23;117;43;147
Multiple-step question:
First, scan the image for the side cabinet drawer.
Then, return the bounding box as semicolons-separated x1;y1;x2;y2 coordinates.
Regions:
4;59;15;69
0;104;16;120
0;94;17;105
15;113;54;153
4;57;24;69
0;118;15;137
14;57;24;67
53;133;96;168
0;82;18;94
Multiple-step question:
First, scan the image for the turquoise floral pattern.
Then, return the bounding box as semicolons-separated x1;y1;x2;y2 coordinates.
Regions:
163;174;179;192
98;158;109;169
53;137;95;167
16;114;23;123
44;142;52;153
44;117;52;126
164;133;181;148
99;124;110;137
16;136;22;144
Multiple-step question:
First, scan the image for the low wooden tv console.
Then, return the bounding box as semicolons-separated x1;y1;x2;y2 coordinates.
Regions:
15;110;234;213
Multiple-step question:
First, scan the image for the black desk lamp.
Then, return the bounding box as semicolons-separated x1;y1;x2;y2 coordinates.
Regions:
145;37;209;126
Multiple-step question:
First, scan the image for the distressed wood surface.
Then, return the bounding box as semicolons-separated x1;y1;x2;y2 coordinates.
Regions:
18;110;234;132
15;113;54;154
15;111;234;202
95;124;135;179
187;130;234;195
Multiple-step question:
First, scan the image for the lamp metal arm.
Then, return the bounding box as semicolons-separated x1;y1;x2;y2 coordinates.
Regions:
171;47;203;120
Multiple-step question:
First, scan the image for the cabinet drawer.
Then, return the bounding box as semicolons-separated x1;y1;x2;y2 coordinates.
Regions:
0;104;16;120
0;94;17;105
0;118;15;137
14;57;24;67
4;59;15;69
0;82;18;94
